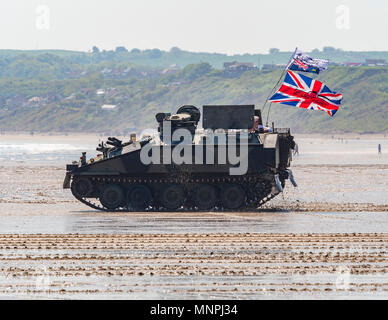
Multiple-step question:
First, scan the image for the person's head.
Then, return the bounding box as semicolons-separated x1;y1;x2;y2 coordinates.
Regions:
249;116;260;132
253;116;259;127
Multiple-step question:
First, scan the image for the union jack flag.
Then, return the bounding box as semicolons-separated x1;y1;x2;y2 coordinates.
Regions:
294;59;308;70
289;58;320;74
268;70;342;116
287;49;329;74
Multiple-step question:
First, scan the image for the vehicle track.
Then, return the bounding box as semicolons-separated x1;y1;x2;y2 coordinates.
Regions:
0;233;386;298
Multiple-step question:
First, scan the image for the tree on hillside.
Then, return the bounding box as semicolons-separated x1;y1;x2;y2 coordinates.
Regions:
36;53;62;65
181;63;212;80
146;49;163;59
170;47;183;55
92;46;100;54
115;46;128;53
269;48;280;54
323;46;336;53
130;48;141;54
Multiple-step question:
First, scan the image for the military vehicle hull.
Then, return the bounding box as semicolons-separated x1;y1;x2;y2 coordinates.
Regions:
64;105;296;211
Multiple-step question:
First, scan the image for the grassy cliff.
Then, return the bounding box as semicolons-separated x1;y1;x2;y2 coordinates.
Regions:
0;61;386;134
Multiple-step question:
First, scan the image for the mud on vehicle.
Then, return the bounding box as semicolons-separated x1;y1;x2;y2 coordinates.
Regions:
64;105;297;211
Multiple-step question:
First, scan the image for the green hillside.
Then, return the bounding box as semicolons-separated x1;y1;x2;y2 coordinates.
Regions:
1;47;388;69
0;63;387;134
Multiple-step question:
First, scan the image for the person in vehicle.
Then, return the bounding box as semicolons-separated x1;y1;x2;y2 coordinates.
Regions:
249;116;273;133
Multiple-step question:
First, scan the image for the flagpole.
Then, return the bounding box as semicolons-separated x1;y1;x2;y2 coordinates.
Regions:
262;47;297;126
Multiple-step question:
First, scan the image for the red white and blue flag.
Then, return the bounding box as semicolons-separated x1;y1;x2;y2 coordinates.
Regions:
289;58;320;74
287;49;329;74
268;70;342;116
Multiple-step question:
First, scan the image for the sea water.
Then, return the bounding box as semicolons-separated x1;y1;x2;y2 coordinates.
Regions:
0;135;387;165
0;138;97;164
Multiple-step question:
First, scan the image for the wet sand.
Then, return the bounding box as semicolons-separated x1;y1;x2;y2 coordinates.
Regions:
0;233;386;299
0;134;387;299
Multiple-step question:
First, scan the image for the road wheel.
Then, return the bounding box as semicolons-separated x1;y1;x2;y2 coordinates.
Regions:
71;178;93;198
220;184;246;209
99;184;124;210
128;185;152;211
160;184;185;210
193;184;217;210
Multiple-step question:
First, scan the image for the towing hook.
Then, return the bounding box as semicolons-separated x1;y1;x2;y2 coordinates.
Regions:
286;169;297;187
274;174;283;193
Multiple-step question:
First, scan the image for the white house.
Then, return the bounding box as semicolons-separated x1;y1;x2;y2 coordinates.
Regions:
96;89;105;96
101;104;117;110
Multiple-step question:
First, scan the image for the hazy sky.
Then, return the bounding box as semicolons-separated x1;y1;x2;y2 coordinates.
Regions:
0;0;387;54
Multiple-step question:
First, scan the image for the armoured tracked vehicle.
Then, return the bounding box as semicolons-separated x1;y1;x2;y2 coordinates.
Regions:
63;105;297;211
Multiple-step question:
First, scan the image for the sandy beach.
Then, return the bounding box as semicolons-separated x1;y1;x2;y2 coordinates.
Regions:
0;134;387;299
